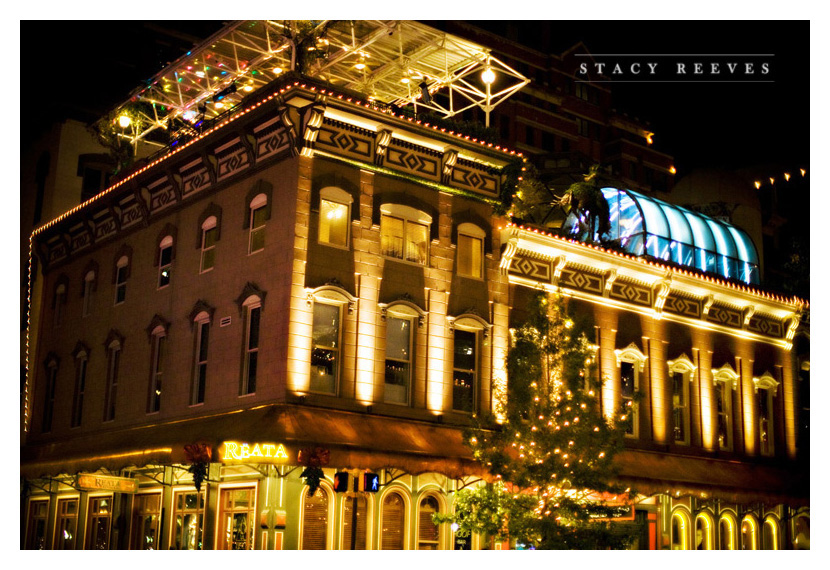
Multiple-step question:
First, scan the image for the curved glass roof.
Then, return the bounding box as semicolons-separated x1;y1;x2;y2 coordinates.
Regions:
562;187;760;285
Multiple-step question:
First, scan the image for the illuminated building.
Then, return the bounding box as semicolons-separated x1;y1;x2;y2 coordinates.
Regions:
21;21;808;550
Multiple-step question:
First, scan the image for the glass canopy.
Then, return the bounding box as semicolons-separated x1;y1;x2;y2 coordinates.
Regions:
562;187;760;285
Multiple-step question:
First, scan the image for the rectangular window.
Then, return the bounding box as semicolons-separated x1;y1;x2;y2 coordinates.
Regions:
620;361;636;436
158;244;173;288
201;226;218;272
452;329;477;413
457;234;483;278
148;335;164;413
173;490;205;550
71;357;87;428
381;215;428;265
42;364;57;433
716;382;731;450
319;199;349;247
53;285;65;328
54;497;78;550
115;265;128;304
82;275;95;317
758;388;773;455
86;496;112;550
249;205;267;254
25;500;48;550
671;372;687;443
130;493;161;550
310;303;340;395
192;321;209;405
384;316;412;405
104;346;120;422
242;306;260;395
218;487;256;550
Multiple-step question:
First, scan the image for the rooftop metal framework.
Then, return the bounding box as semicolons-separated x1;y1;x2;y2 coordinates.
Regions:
106;20;529;151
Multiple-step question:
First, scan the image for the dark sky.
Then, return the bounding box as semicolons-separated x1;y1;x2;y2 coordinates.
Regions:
22;20;809;175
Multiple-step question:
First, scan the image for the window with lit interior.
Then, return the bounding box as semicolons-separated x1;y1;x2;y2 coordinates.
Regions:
754;372;779;456
148;325;166;413
384;305;418;405
712;365;738;451
241;297;262;395
417;494;444;549
380;490;407;550
54;497;78;550
318;187;352;248
248;193;267;254
300;482;331;550
192;313;210;405
380;204;431;265
456;223;485;279
130;493;161;550
158;235;174;288
615;344;646;438
114;255;129;305
172;490;205;550
200;216;218;272
667;355;695;445
311;301;342;395
451;317;487;413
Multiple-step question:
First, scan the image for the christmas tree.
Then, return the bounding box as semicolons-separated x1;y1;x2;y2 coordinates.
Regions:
437;291;635;549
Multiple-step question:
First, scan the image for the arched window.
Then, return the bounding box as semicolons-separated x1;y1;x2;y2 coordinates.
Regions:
694;512;713;549
754;372;779;456
248;193;268;254
341;494;368;550
380;490;407;550
103;334;123;422
382;302;423;406
380;203;431;265
718;513;736;550
71;344;89;428
456;222;485;279
417;493;445;550
158;235;174;288
741;515;758;550
82;269;96;317
670;510;690;550
667;355;695;445
615;344;647;438
53;282;66;328
300;484;331;550
762;517;779;550
318;187;352;248
309;287;352;396
713;364;739;451
191;311;211;405
241;295;262;395
450;315;489;414
114;255;129;304
200;216;218;272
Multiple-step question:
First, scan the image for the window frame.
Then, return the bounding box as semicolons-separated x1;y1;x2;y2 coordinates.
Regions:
615;344;647;438
695;512;714;550
762;516;779;550
53;495;80;550
753;372;779;456
667;354;695;445
170;488;206;550
718;512;737;550
241;297;262;396
416;491;446;550
450;315;488;414
191;313;211;406
129;491;162;550
25;498;49;550
299;481;333;550
71;348;89;428
82;270;96;317
148;326;166;413
670;509;691;550
712;364;739;451
318;186;353;249
158;235;174;289
53;283;66;328
215;484;257;550
740;515;758;550
85;494;113;550
380;204;432;266
114;256;129;305
248;193;268;255
340;493;372;550
456;222;485;279
379;487;409;550
41;358;58;433
200;216;219;273
103;339;122;422
309;299;343;396
383;304;420;406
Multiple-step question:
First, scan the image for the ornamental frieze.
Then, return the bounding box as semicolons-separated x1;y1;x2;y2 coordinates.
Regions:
609;279;652;306
747;314;784;338
384;143;440;180
315;120;373;161
559;267;604;294
216;140;251;181
663;292;702;319
706;303;743;328
180;158;212;197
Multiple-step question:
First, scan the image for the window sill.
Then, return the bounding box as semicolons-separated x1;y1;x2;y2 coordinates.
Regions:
317;240;351;251
382;255;427;268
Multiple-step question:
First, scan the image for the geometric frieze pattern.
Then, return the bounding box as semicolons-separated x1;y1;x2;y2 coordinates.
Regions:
508;255;552;282
316;126;373;160
609;280;652;306
451;164;498;196
560;267;603;294
48;242;67;263
385;147;439;180
94;218;117;240
120;203;143;228
217;146;251;181
663;293;702;319
149;184;177;213
747;314;784;338
706;304;742;328
255;128;291;160
181;167;211;197
70;231;92;252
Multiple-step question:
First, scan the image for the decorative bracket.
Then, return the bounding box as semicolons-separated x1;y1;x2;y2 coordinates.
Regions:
603;269;617;297
441;148;459;185
374;129;393;166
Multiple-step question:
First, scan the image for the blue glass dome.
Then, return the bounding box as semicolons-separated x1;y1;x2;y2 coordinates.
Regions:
562;187;760;285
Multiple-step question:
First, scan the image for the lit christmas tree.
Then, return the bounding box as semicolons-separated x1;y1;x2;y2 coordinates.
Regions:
437;291;635;549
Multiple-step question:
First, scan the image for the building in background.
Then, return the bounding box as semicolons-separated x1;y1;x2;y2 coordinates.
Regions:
21;20;809;550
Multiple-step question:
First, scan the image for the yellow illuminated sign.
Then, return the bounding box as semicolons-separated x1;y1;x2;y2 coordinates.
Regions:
220;441;290;464
77;473;138;494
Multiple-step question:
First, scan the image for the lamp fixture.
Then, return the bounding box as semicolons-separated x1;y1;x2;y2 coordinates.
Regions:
118;115;132;128
481;66;496;85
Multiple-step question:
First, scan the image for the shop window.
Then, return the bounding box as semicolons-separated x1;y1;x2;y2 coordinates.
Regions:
380;204;431;265
384;315;413;405
86;496;112;550
158;235;174;288
417;495;442;549
41;358;58;433
310;301;341;395
762;517;779;550
754;372;779;456
54;497;79;550
793;515;810;550
300;485;331;550
71;347;89;428
103;337;121;422
148;326;166;413
114;255;129;305
130;493;161;550
53;282;66;328
25;500;48;549
452;328;478;413
82;270;96;317
218;487;256;550
200;216;218;273
381;491;407;550
192;314;211;405
741;516;757;550
457;223;485;279
241;297;262;395
172;490;205;550
670;511;690;550
695;514;713;549
615;344;646;438
248;193;268;254
342;495;368;550
718;514;736;550
713;365;738;451
667;355;694;445
318;187;352;248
